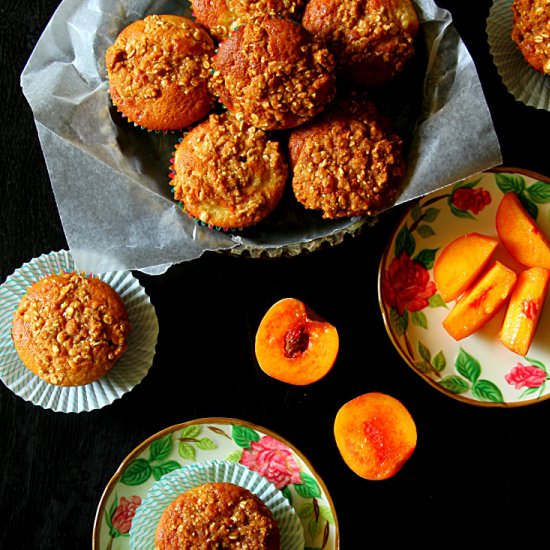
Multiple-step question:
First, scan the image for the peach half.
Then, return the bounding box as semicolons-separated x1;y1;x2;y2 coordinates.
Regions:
254;298;339;385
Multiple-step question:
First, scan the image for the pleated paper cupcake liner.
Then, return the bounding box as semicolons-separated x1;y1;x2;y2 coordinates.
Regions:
487;0;550;111
130;460;305;550
0;250;158;413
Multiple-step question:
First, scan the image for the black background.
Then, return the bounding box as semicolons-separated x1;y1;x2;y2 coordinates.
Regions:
2;0;550;547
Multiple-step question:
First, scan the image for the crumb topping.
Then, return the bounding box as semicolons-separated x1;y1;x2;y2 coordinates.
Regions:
306;0;418;71
512;0;550;74
12;273;131;386
155;483;280;549
106;15;213;102
211;17;335;130
171;112;287;227
292;103;405;218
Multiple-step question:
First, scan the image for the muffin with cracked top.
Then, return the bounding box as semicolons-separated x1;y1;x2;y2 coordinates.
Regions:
105;14;215;131
210;16;336;130
301;0;419;87
289;92;405;218
11;272;131;386
511;0;550;75
192;0;306;41
170;112;288;230
154;482;280;549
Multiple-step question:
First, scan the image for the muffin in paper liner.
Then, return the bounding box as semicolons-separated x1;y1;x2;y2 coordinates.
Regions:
487;0;550;111
0;250;158;413
129;459;305;550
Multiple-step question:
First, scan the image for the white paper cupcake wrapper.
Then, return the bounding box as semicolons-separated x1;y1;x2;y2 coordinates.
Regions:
487;0;550;111
0;250;158;413
130;460;305;550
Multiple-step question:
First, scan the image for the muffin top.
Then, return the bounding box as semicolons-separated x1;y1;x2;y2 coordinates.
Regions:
302;0;419;86
11;272;131;386
192;0;305;41
171;112;288;229
105;14;215;131
154;482;280;549
210;16;335;130
512;0;550;75
289;93;405;218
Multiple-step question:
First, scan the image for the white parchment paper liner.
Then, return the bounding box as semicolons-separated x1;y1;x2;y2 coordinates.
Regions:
20;0;502;275
0;250;158;413
130;460;304;550
487;0;550;111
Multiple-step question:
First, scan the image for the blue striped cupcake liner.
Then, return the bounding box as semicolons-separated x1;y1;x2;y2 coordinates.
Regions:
130;459;305;550
0;250;159;413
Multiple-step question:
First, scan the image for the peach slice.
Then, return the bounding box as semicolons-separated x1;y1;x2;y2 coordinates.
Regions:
254;298;339;385
334;392;417;481
442;261;517;341
496;192;550;269
433;232;499;302
499;266;550;356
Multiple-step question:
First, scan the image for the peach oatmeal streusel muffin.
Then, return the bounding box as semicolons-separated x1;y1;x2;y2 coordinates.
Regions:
302;0;419;87
11;272;131;386
105;14;215;131
289;93;405;218
154;482;280;550
170;112;288;230
511;0;550;75
210;16;336;130
191;0;306;41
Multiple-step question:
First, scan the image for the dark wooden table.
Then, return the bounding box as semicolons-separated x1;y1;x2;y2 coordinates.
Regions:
2;1;550;547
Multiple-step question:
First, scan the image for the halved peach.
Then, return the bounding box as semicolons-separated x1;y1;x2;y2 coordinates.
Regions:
254;298;339;385
442;261;517;341
496;192;550;269
433;232;499;302
499;266;550;356
334;392;417;481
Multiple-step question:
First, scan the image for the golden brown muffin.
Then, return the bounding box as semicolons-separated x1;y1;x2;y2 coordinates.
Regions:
511;0;550;75
192;0;305;41
154;482;280;549
289;93;405;218
105;14;215;131
302;0;419;87
210;16;336;130
11;272;131;387
170;112;288;229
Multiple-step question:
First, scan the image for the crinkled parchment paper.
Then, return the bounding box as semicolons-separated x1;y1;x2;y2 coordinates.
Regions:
21;0;502;275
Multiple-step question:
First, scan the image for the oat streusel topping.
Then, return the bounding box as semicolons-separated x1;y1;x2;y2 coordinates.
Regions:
512;0;550;75
211;17;335;130
12;272;131;386
154;482;280;549
106;15;213;102
171;112;287;228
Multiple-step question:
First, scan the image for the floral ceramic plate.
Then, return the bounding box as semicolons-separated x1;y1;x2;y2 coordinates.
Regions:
379;169;550;407
93;417;339;549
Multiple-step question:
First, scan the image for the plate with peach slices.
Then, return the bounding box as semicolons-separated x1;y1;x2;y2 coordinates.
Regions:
378;168;550;407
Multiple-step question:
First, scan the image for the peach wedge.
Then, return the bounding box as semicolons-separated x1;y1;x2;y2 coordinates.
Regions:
500;266;550;356
496;192;550;269
433;232;499;302
442;261;517;341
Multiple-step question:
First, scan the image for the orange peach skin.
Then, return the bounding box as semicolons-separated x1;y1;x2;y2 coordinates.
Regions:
433;232;499;302
496;192;550;269
254;298;339;385
500;266;550;356
442;261;517;341
334;392;417;481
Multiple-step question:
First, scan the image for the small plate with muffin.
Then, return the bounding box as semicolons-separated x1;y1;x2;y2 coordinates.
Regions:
0;250;158;412
93;417;339;549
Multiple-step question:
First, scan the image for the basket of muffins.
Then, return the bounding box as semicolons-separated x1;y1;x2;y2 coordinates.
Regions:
104;0;422;234
0;250;158;413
